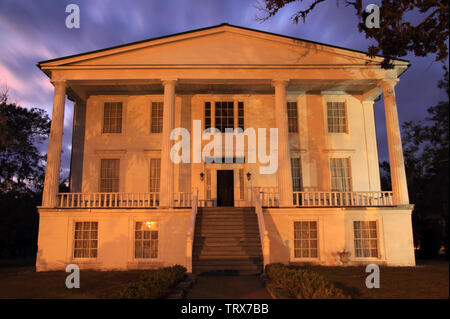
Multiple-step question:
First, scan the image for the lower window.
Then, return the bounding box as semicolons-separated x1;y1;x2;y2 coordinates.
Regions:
294;221;318;258
73;221;98;259
134;221;159;259
353;221;378;258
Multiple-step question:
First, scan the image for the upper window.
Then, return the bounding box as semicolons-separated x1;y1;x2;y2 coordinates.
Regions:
330;158;352;191
215;101;234;133
293;221;318;258
290;157;303;192
103;102;122;133
353;221;378;258
73;221;98;259
150;102;163;133
327;102;347;133
100;159;120;192
149;158;161;192
134;221;158;259
287;102;298;133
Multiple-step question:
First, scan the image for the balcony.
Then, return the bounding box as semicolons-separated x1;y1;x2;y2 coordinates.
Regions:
55;190;394;209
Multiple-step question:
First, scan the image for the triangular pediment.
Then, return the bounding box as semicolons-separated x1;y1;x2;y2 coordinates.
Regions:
40;24;389;68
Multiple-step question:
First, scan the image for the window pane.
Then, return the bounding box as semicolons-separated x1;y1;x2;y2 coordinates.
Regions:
103;102;122;133
151;102;163;133
353;220;378;258
327;102;346;133
100;159;120;192
293;221;319;259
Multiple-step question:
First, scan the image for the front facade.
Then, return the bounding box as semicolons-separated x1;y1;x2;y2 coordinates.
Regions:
35;24;415;271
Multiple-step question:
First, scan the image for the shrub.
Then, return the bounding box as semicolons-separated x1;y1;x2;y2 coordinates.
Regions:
118;265;186;299
265;263;349;299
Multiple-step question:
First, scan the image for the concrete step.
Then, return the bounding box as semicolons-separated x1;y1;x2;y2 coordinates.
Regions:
193;258;262;266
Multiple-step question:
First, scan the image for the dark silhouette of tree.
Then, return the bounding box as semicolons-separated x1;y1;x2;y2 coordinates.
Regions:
402;78;448;258
256;0;449;70
0;95;50;260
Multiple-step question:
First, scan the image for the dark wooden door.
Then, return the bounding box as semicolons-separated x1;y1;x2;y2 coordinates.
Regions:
217;170;234;207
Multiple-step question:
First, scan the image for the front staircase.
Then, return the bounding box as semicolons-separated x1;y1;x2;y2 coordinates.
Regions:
192;207;263;275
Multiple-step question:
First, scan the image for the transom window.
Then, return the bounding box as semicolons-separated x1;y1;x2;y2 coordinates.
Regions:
73;222;98;259
327;102;347;133
291;157;303;192
215;101;235;133
103;102;122;133
294;221;318;258
287;102;298;133
149;158;161;192
353;221;379;258
150;102;163;133
134;221;158;259
100;159;120;192
330;158;352;191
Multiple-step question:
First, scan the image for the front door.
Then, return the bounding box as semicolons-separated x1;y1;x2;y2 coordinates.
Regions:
217;170;234;207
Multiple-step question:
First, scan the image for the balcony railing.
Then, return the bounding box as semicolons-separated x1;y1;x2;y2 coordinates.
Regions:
293;191;394;207
57;192;160;208
56;190;394;208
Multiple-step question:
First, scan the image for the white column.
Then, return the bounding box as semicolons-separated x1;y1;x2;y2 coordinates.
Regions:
381;79;409;205
42;81;66;207
272;80;294;207
159;79;176;207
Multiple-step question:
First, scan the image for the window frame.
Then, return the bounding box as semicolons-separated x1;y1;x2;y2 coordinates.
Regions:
287;101;299;133
150;101;164;134
129;218;162;263
290;218;322;262
99;158;120;193
72;221;99;261
149;158;161;193
352;220;380;259
290;157;303;192
329;157;353;192
102;101;123;134
133;221;159;260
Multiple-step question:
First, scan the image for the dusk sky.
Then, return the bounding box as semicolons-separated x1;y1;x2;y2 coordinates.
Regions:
0;0;447;178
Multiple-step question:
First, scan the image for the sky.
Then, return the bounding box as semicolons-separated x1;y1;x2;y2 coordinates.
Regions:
0;0;447;178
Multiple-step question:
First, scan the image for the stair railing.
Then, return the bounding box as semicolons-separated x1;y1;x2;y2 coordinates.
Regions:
253;188;270;269
186;188;199;273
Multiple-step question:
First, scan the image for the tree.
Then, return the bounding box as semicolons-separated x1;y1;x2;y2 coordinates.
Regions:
0;96;50;260
257;0;449;69
0;97;50;193
402;77;449;258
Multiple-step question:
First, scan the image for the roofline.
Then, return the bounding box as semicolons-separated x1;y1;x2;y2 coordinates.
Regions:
36;22;410;69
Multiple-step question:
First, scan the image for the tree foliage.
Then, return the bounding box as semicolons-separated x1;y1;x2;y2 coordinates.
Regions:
402;77;449;257
257;0;449;69
0;98;50;194
0;96;51;259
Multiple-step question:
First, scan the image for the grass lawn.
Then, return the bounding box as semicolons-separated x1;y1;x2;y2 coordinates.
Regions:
0;259;448;299
297;259;449;299
0;262;151;298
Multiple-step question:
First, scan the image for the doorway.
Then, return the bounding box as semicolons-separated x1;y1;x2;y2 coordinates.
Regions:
217;170;234;207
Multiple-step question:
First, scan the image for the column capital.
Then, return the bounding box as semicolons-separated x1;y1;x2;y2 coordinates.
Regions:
271;79;289;88
161;78;178;86
51;80;67;89
379;78;399;93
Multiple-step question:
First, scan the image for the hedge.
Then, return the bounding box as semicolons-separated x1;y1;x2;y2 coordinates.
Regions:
265;263;349;299
118;265;186;299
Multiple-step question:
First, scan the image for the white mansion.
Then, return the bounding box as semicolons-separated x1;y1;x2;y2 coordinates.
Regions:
36;24;415;272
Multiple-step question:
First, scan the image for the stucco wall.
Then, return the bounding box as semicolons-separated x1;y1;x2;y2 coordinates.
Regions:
264;207;415;266
36;209;190;271
79;92;381;198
